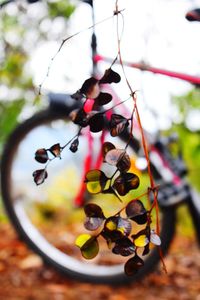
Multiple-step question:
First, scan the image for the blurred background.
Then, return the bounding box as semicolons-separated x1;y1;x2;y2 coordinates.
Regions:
0;0;200;298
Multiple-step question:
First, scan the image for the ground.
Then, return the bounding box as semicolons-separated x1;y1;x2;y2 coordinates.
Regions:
0;223;199;300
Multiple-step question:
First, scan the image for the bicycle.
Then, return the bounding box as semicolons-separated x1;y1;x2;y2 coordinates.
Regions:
1;0;200;285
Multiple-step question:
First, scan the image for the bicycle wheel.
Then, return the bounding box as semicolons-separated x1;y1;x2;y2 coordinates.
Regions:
1;107;176;284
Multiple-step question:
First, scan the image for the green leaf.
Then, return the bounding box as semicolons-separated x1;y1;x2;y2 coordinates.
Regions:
75;234;99;259
47;0;75;19
85;170;108;194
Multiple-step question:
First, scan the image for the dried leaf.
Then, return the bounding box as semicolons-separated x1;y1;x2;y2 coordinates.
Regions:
126;200;146;219
49;143;61;158
95;92;112;106
113;173;140;196
126;200;147;224
100;68;121;84
150;230;161;246
105;149;125;166
84;203;104;219
69;138;79;153
110;114;129;137
80;77;100;99
69;108;88;127
71;90;83;101
116;152;131;172
88;113;105;133
33;169;48;185
84;217;104;231
102;142;116;161
112;237;135;257
35;149;48;164
124;255;144;276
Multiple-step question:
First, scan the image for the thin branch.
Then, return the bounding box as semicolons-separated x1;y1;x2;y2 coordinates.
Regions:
115;2;158;210
102;95;131;114
62;127;82;150
38;9;125;95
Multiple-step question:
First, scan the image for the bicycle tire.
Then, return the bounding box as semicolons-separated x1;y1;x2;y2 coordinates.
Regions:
1;108;176;285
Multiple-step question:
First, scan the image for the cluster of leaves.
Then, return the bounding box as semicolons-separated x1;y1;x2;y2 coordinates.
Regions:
70;68;121;133
75;201;161;276
33;68;131;185
33;143;62;185
33;67;161;276
75;127;161;275
84;141;140;199
72;72;161;275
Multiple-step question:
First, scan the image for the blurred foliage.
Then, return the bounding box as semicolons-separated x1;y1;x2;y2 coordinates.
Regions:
176;205;194;237
170;88;200;190
174;126;200;189
173;89;200;119
48;0;75;18
0;0;75;154
0;99;25;153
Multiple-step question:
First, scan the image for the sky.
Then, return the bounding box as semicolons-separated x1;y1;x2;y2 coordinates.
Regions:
30;0;200;132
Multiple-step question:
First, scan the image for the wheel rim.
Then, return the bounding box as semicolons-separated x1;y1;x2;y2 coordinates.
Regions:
4;115;127;278
2;113;173;281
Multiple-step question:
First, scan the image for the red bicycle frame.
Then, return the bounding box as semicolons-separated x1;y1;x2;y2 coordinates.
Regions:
94;54;200;87
74;0;200;207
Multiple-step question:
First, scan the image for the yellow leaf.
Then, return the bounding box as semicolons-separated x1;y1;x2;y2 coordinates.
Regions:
134;235;149;247
86;181;102;194
75;234;91;248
